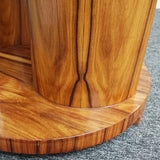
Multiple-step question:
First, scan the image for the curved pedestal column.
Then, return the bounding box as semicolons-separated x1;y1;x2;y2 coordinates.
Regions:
28;0;156;108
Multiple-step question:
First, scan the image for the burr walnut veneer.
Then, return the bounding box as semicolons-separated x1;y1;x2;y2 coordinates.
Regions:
0;0;157;154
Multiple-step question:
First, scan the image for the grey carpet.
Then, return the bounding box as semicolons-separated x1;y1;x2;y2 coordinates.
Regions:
0;9;160;160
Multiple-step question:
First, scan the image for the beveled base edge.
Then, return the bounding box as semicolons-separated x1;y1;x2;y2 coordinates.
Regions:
0;64;150;154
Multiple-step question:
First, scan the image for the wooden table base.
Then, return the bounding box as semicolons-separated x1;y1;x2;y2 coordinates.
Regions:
0;64;150;154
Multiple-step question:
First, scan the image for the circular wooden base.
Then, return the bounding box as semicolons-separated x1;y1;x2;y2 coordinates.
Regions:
0;64;150;154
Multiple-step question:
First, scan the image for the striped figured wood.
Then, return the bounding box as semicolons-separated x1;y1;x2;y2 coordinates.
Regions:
0;46;32;83
0;0;156;155
28;0;156;108
0;64;150;154
0;0;30;47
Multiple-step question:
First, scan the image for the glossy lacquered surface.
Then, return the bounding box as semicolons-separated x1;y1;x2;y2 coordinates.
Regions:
29;0;156;108
0;64;150;154
0;0;156;155
0;0;30;47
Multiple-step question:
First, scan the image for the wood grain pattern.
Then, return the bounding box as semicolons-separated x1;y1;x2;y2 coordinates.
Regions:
0;0;31;48
0;0;156;154
0;0;32;83
0;0;20;47
0;46;32;83
0;64;151;154
0;46;30;59
20;0;31;46
29;0;156;108
29;0;78;106
127;0;157;97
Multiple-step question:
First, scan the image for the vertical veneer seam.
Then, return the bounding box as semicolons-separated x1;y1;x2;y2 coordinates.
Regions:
69;0;81;107
83;0;93;108
80;0;86;108
9;139;13;152
103;128;107;142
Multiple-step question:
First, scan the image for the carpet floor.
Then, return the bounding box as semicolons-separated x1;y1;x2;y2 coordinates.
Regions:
0;9;159;160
